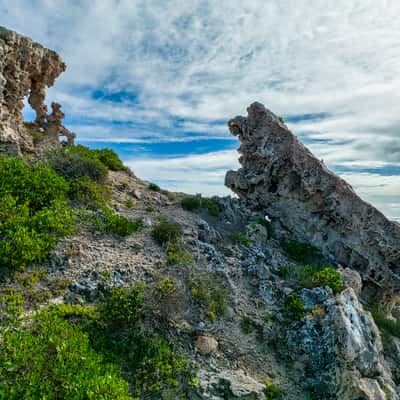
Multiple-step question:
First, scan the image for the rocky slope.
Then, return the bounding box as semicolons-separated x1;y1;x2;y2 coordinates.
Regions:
0;27;399;400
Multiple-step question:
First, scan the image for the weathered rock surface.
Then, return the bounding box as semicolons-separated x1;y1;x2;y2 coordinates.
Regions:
283;285;398;399
0;26;75;155
197;369;266;399
225;102;400;305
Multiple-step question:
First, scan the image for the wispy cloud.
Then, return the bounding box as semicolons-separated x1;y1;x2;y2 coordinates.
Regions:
1;0;400;217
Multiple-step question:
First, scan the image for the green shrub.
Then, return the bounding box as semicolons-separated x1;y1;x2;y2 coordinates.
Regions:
148;182;161;191
155;277;176;298
296;265;345;294
98;286;144;330
264;379;283;399
124;198;134;208
46;145;109;184
69;176;110;209
230;233;251;248
93;148;125;171
180;196;219;217
166;242;193;266
94;209;143;236
92;287;195;398
188;277;228;320
0;157;74;270
145;205;155;212
0;310;133;400
202;197;220;217
151;218;182;245
284;295;306;320
181;196;201;211
278;116;285;124
312;267;345;294
283;240;321;264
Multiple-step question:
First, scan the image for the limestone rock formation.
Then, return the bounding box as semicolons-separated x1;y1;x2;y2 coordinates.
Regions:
0;26;75;155
283;286;397;399
225;102;400;306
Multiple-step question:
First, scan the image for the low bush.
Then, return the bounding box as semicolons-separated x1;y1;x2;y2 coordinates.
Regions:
0;309;132;400
180;195;220;217
181;196;201;211
93;148;125;171
145;205;155;213
297;265;345;294
312;267;345;294
46;145;109;184
188;276;228;321
166;242;193;266
0;156;74;270
202;197;220;217
155;277;176;299
284;295;306;320
68;176;110;209
92;287;195;398
94;209;143;236
124;198;134;208
98;286;144;330
148;182;161;191
151;218;182;245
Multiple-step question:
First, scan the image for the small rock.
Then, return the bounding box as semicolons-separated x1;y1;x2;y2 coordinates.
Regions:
196;336;218;356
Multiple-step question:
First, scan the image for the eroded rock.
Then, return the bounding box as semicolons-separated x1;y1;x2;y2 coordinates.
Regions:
283;287;397;399
0;26;75;155
225;102;400;305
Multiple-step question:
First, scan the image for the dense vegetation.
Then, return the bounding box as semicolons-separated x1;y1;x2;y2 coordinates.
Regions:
0;145;140;272
181;195;220;217
0;156;74;271
0;286;196;399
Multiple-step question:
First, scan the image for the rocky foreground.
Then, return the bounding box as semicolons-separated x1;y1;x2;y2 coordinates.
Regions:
0;26;399;400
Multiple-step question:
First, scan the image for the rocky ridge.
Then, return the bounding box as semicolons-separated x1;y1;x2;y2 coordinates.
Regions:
226;102;400;310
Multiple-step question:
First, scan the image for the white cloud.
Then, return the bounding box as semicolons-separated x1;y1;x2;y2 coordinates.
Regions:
1;0;400;217
126;150;239;196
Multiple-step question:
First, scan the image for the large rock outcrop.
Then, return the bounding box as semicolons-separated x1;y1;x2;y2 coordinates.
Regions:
0;26;75;155
225;102;400;306
283;286;398;399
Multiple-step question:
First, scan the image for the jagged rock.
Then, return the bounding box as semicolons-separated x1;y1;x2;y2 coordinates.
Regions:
196;335;218;356
225;102;400;307
0;26;75;155
283;287;398;399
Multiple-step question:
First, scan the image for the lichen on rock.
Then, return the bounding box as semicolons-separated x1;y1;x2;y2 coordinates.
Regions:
0;26;75;155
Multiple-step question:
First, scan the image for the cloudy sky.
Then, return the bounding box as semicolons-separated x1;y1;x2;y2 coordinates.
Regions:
1;0;400;220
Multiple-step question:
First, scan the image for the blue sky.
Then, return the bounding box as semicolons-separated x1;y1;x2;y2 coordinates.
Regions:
1;0;400;220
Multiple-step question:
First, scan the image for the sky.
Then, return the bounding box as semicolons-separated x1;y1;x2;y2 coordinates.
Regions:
1;0;400;221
